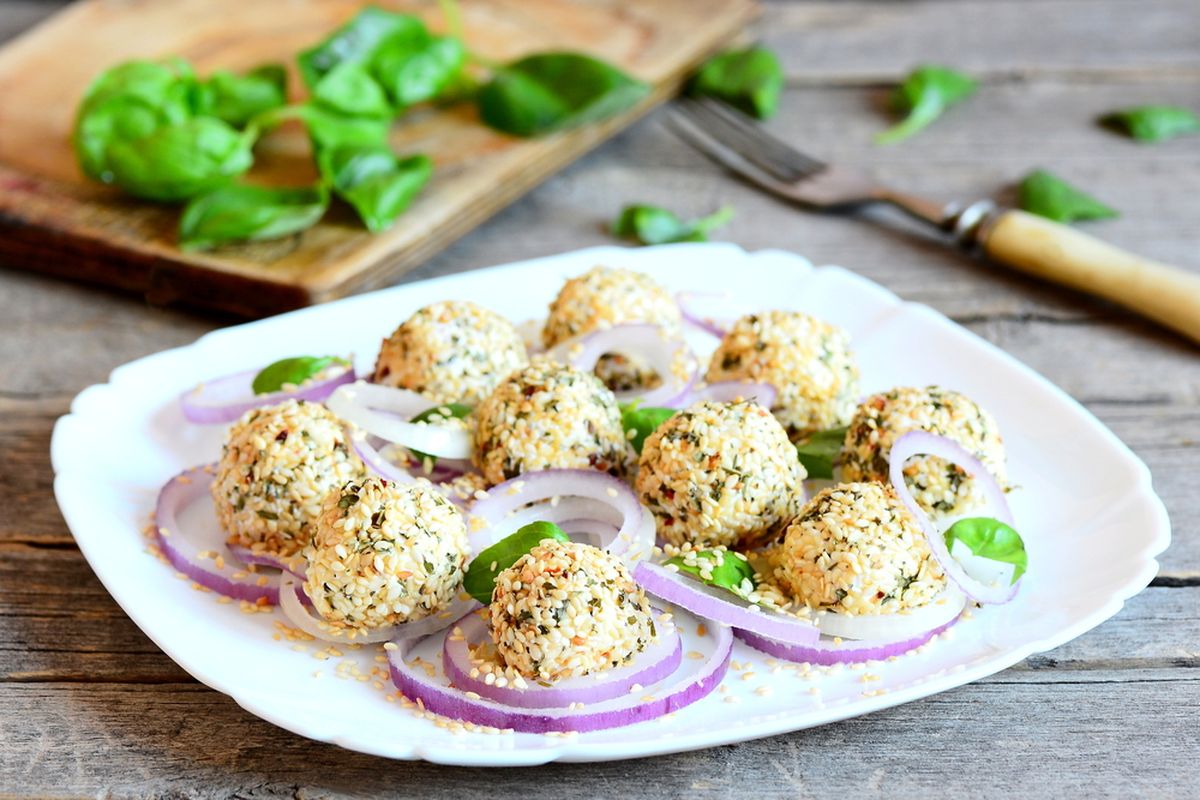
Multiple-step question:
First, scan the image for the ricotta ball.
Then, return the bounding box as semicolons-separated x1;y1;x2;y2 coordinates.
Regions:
636;399;806;549
705;311;860;441
840;386;1007;520
304;478;468;633
542;266;685;391
472;358;630;485
373;300;528;405
211;399;366;557
774;482;946;614
490;540;655;681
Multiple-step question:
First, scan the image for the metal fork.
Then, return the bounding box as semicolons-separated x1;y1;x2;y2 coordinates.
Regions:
668;96;1200;346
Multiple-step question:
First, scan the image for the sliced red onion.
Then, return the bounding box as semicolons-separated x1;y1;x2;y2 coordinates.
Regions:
632;561;820;646
225;543;306;578
351;432;420;485
441;609;682;708
809;589;966;640
468;470;656;564
681;380;777;408
387;613;732;733
279;572;477;643
888;431;1020;605
326;382;472;460
179;365;355;424
676;291;733;338
546;324;694;407
735;613;961;665
153;466;279;604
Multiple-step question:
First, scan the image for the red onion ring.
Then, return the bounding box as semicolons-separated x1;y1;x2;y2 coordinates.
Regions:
468;470;656;565
810;590;966;640
387;612;732;733
546;323;695;407
632;561;820;646
279;572;477;643
225;544;306;578
441;609;682;708
676;291;732;338
326;382;473;460
735;612;961;665
179;366;355;425
153;466;279;604
888;431;1020;605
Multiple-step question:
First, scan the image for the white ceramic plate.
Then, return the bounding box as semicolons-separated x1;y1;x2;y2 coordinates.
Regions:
51;243;1170;765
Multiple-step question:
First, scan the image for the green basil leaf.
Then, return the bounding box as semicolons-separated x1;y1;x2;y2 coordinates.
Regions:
251;355;350;395
104;118;256;202
876;65;976;144
664;549;757;598
194;64;287;128
371;33;466;108
612;204;733;245
619;401;675;453
297;7;428;90
463;521;570;605
326;144;433;232
943;516;1027;584
295;103;393;178
794;425;847;480
1018;169;1118;223
179;183;329;250
1100;105;1200;142
312;62;393;118
408;402;473;466
689;46;783;119
477;52;650;137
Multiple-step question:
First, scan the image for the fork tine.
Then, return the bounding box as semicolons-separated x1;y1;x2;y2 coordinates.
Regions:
696;98;827;175
676;97;826;181
664;107;798;196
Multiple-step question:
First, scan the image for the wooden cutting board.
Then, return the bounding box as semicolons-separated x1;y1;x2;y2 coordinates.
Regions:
0;0;756;317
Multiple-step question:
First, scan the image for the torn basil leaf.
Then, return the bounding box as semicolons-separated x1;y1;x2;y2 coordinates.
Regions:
1018;169;1117;223
251;355;350;395
1100;105;1200;142
180;183;329;250
944;516;1027;584
619;402;676;454
664;549;757;598
463;521;570;605
876;65;976;144
612;204;733;245
325;144;434;232
794;426;847;480
689;46;783;119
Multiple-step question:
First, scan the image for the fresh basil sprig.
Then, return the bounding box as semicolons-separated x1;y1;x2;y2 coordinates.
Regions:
180;184;330;250
476;52;650;137
612;204;733;246
664;549;757;598
944;517;1027;584
251;355;350;395
463;521;570;605
876;65;976;144
1100;105;1200;143
794;425;847;480
193;65;288;129
1018;169;1117;223
689;46;783;120
408;402;473;466
619;401;676;454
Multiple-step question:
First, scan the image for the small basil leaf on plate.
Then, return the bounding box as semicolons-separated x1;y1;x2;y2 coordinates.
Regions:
251;355;349;395
689;46;783;119
194;64;288;128
326;144;434;232
477;52;650;137
371;33;467;108
794;426;847;480
1018;169;1117;223
312;62;393;118
876;65;976;144
944;516;1027;584
297;7;427;90
104;117;257;202
619;401;676;453
612;204;733;245
408;402;473;466
664;549;757;598
463;521;570;605
179;183;329;250
1099;105;1200;142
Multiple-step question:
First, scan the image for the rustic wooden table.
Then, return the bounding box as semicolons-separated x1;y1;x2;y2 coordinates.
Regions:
2;1;1197;797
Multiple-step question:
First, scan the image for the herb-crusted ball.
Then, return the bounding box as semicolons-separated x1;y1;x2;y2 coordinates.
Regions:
490;540;655;681
636;399;807;549
211;399;366;557
542;266;685;391
373;300;528;405
840;386;1006;520
472;358;630;485
774;482;946;614
705;311;860;441
304;478;468;633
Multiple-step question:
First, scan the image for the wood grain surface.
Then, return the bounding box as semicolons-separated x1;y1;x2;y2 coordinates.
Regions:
0;0;754;315
2;1;1199;798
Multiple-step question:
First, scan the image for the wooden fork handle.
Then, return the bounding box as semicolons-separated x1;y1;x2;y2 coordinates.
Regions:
977;209;1200;345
